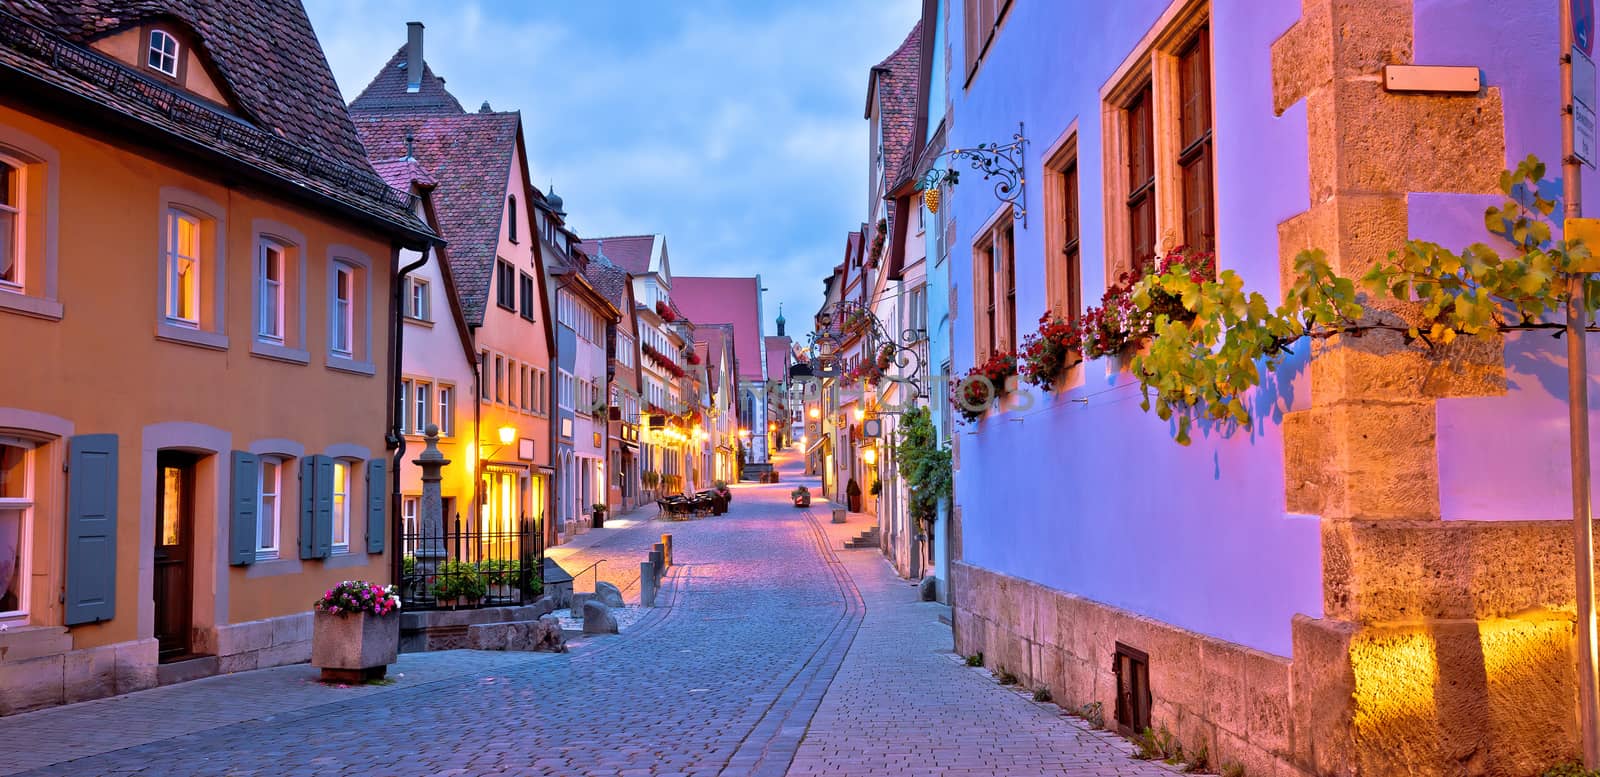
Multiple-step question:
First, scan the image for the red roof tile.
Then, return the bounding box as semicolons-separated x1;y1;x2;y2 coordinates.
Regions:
870;22;922;199
349;45;465;116
353;111;520;326
579;235;656;276
765;336;791;383
673;276;764;382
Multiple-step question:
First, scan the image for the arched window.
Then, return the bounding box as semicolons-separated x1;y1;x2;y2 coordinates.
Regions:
148;29;179;77
507;195;518;242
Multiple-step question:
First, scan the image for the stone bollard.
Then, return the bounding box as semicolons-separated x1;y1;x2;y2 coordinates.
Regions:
832;507;846;524
649;548;664;580
640;561;657;607
661;533;673;567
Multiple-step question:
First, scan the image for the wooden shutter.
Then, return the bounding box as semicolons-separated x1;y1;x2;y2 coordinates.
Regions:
298;456;316;559
65;434;118;625
313;455;334;558
228;451;258;566
365;457;387;554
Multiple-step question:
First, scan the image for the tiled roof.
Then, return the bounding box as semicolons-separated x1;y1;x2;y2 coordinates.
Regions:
673;276;764;382
580;252;631;311
871;22;922;199
349;45;464;116
0;1;430;240
765;336;791;384
579;235;656;276
371;157;436;192
353;111;520;326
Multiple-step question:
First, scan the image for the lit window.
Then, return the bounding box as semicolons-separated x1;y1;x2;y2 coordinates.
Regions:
331;461;350;550
438;385;454;436
147;29;179;77
332;262;354;356
402;496;419;547
408;277;430;321
164;209;201;325
0;439;33;620
257;457;281;559
0;159;19;290
258;240;285;342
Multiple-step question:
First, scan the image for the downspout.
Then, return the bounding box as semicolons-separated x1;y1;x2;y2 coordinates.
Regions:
471;324;482;534
390;245;430;587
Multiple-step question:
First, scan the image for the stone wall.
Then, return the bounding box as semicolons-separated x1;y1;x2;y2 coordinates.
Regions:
201;611;314;674
0;633;157;716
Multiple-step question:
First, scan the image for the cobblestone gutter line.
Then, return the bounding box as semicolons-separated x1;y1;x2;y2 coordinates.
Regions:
719;508;865;777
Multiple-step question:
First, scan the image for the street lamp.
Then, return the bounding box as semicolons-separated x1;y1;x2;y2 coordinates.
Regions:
497;425;516;445
808;406;821;420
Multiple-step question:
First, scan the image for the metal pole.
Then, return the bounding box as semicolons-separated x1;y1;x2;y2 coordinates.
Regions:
1563;2;1600;766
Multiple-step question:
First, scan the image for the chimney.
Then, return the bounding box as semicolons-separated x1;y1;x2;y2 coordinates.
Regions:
405;22;424;93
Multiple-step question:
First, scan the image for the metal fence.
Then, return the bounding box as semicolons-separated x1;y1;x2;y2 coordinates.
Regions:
400;514;544;610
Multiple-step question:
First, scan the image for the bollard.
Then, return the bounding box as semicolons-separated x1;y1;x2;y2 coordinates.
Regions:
649;548;664;580
832;507;846;524
654;542;668;569
661;533;673;567
640;561;657;607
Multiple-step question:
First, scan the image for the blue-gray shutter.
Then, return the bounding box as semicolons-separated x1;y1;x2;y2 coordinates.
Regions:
65;434;117;625
365;458;387;554
313;455;334;558
299;456;316;559
229;451;259;566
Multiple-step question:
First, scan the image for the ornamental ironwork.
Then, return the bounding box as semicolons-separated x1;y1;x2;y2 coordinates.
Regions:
917;122;1028;226
808;301;927;408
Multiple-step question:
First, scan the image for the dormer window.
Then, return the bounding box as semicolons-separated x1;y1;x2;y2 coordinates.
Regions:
147;29;179;77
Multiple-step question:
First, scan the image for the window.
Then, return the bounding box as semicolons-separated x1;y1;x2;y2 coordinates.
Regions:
0;158;18;290
972;215;1015;360
1178;25;1214;252
962;0;1013;87
414;381;431;434
1048;149;1082;320
520;273;536;321
479;351;490;400
408;276;431;321
438;385;454;436
496;259;516;309
0;439;33;618
147;29;179;77
331;262;354;356
1125;82;1156;275
399;380;410;434
257;457;281;559
507;195;518;242
521;366;532;411
331;460;350;551
402;496;419;548
1002;222;1015;351
1103;5;1214;280
495;356;504;403
507;360;519;411
257;240;286;342
164;209;201;325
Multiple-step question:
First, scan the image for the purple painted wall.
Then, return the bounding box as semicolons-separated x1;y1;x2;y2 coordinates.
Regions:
948;0;1319;657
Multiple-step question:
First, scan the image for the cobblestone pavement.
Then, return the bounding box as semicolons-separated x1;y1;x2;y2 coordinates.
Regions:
0;451;1172;777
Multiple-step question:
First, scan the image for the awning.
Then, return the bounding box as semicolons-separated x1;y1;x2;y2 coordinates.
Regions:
806;435;831;456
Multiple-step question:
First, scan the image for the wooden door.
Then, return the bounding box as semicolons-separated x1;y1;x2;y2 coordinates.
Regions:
153;451;195;661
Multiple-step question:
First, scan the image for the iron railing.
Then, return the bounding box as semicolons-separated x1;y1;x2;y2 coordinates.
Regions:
400;514;545;610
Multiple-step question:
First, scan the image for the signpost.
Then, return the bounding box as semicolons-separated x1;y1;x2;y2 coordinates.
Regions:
1565;0;1600;767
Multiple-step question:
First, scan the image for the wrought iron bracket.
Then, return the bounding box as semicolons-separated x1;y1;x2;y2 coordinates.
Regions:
918;122;1028;227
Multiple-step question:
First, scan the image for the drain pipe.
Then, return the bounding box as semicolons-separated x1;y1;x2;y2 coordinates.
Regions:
389;247;430;586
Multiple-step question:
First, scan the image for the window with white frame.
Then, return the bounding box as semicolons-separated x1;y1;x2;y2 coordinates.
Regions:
438;384;454;436
407;276;430;321
256;456;282;559
479;351;490;400
0;438;33;619
399;380;410;434
147;29;179;77
618;334;635;368
414;380;431;433
164;209;202;325
0;157;19;290
257;239;286;342
559;370;574;410
331;261;354;356
331;460;351;551
402;496;419;548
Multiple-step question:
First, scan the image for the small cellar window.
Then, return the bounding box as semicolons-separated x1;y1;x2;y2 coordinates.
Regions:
1113;642;1151;735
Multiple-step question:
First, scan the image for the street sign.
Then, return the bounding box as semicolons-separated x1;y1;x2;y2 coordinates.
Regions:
1577;47;1598;168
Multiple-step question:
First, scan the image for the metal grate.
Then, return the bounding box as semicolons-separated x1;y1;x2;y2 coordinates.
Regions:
399;513;545;610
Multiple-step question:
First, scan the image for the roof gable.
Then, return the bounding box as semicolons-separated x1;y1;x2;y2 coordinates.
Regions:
673;276;765;382
349;45;464;115
578;234;661;278
870;22;922;198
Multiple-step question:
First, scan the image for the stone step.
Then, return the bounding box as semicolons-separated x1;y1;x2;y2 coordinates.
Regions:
157;654;219;687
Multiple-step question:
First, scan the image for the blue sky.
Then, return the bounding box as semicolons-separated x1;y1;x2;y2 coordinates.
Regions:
305;0;922;341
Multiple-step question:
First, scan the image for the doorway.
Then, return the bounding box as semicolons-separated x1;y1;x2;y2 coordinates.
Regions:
154;451;196;662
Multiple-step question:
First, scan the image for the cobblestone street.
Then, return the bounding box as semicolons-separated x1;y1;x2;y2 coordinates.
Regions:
0;452;1167;777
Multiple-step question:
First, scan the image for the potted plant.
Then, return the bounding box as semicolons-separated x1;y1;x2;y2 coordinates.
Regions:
591;502;608;529
791;485;811;508
311;580;401;683
478;558;517;600
713;479;732;504
433;560;484;609
846;478;862;512
876;343;895;372
869;479;882;497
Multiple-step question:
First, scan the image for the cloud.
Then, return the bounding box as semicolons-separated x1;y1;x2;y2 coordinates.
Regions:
306;0;922;335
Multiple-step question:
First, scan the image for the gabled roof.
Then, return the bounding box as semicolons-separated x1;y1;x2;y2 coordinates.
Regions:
350;45;465;115
580;251;632;312
868;22;923;200
371;157;436;192
765;336;791;385
673;276;764;382
0;0;432;243
579;235;661;277
353;111;520;326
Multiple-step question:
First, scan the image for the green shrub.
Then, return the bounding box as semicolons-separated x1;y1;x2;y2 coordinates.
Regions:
964;653;984;667
434;560;486;601
1545;763;1600;777
996;668;1018;686
476;558;517;586
1133;726;1181;762
1031;687;1052;702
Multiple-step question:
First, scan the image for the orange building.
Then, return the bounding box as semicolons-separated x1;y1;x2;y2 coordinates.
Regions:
0;3;434;713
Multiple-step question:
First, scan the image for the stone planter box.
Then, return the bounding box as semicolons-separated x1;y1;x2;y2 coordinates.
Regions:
311;611;399;683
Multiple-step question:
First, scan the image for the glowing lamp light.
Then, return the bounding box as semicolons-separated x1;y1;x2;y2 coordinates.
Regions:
809;407;821;420
853;407;865;422
863;447;877;465
497;425;517;445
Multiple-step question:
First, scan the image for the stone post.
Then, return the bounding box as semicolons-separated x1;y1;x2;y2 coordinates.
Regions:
660;533;673;567
411;424;450;578
649;547;664;580
640;561;656;607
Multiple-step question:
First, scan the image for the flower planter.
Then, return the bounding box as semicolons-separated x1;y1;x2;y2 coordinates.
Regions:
488;583;513;600
312;611;399;683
